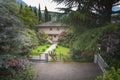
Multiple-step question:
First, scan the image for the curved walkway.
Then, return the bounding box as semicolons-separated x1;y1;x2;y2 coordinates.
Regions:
30;43;57;61
41;43;57;60
33;62;102;80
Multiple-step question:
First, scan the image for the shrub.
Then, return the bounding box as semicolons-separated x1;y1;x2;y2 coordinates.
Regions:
42;49;45;52
0;55;31;75
0;55;34;80
0;67;34;80
70;48;93;62
46;45;49;48
70;49;82;61
97;67;120;80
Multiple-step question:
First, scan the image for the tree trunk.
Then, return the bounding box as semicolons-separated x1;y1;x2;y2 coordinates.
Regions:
100;0;113;25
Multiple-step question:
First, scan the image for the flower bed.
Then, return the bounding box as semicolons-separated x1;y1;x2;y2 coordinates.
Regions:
0;55;31;75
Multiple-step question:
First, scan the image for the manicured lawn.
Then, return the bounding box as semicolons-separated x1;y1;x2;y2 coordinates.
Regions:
54;46;69;54
53;46;72;61
30;44;50;55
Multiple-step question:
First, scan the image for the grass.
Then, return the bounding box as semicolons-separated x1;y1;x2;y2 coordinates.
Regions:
52;46;72;61
30;44;50;55
54;46;70;54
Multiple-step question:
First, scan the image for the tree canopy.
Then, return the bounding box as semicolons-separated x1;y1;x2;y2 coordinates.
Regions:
18;6;37;26
38;4;42;23
53;0;120;26
44;6;49;22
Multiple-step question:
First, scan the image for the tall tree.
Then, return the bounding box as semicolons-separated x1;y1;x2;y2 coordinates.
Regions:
38;4;42;23
29;5;32;11
44;6;49;22
48;14;51;21
33;7;37;16
18;6;37;26
19;3;23;13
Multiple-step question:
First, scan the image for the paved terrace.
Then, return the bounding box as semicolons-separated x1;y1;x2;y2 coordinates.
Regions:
33;62;102;80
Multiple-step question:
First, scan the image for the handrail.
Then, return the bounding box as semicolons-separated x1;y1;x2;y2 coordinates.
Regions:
94;54;109;73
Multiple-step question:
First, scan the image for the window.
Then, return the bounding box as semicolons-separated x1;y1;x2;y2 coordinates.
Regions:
50;27;52;31
57;27;59;31
54;35;56;37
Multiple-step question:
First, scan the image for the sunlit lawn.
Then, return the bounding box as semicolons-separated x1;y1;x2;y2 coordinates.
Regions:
30;44;50;55
55;46;69;54
53;46;72;61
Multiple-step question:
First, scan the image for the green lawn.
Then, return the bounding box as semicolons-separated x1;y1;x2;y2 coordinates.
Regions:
54;46;69;54
30;44;50;55
53;46;72;61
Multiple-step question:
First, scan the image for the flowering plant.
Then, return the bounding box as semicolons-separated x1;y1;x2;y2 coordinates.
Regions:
0;55;31;75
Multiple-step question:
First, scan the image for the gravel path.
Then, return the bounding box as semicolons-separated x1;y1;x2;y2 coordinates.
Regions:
33;62;102;80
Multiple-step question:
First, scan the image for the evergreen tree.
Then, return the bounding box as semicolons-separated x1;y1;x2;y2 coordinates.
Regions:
44;6;49;22
29;5;32;11
19;3;23;13
52;0;120;26
33;7;37;16
18;6;37;26
48;14;51;21
38;4;42;23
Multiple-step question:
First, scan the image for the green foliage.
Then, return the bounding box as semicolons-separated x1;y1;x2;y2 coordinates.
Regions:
71;24;119;54
62;55;72;62
53;46;71;61
100;25;120;69
33;7;37;16
0;67;34;80
36;32;50;45
63;11;96;33
97;67;120;80
0;1;35;79
17;28;39;55
58;29;75;48
70;49;93;62
54;46;70;54
18;6;37;26
0;55;34;80
38;4;42;23
0;2;24;55
0;0;20;14
44;6;49;22
53;0;119;25
0;55;31;73
19;3;23;13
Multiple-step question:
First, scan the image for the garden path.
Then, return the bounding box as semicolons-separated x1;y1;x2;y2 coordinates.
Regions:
40;43;57;60
31;43;57;61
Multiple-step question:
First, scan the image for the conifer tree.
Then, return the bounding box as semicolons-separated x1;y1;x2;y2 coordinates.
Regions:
33;7;37;16
29;5;32;11
38;4;42;23
44;6;49;22
19;3;23;13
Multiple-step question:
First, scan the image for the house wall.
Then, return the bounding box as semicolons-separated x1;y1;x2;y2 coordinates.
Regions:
38;26;65;42
39;27;65;35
